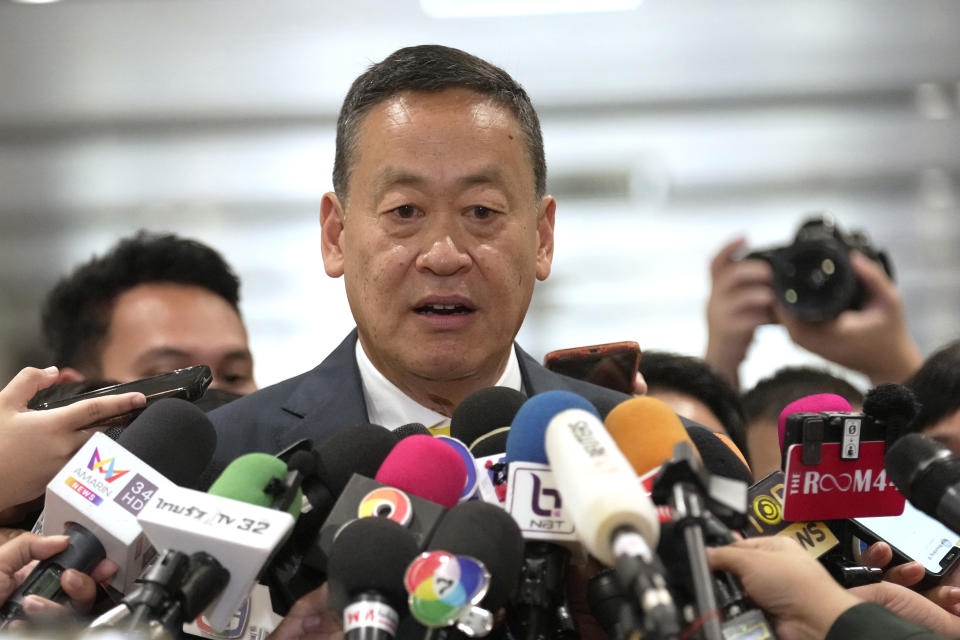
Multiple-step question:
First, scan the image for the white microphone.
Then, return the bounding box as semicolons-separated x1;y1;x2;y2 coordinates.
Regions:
40;399;216;593
544;408;679;638
134;453;299;632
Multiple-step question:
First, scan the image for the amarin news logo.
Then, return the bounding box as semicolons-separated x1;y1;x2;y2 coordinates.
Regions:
87;448;130;483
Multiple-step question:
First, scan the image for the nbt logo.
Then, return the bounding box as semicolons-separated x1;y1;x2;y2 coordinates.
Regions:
87;448;130;483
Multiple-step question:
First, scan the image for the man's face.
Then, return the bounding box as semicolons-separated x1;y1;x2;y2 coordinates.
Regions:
96;283;256;395
321;89;555;393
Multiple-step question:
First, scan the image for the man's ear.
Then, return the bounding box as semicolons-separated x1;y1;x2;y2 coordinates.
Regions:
535;196;556;281
320;192;346;278
57;367;86;384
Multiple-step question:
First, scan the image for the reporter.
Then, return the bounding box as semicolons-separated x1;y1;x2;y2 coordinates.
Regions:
0;532;116;618
0;366;146;513
708;536;951;640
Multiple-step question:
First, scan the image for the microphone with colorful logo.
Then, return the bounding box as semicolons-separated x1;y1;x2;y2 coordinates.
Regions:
317;434;467;560
503;390;603;640
1;399;217;627
126;451;302;632
403;501;524;638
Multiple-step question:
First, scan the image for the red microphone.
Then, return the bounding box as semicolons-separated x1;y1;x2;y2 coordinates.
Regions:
777;393;852;453
375;434;467;509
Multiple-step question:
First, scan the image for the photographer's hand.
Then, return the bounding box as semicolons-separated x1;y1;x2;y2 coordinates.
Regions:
705;237;777;389
774;251;923;385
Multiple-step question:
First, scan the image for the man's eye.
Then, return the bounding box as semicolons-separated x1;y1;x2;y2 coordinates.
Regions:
390;205;418;219
470;206;494;220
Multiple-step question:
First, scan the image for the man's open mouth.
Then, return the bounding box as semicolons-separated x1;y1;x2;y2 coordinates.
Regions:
414;303;474;316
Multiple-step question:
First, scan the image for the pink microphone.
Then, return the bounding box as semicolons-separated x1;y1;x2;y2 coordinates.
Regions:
375;435;467;508
777;393;853;453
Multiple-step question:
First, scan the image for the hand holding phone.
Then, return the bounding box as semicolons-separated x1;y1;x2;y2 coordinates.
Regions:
543;341;641;395
0;366;148;510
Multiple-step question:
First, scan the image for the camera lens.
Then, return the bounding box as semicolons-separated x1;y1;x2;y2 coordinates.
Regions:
771;239;858;322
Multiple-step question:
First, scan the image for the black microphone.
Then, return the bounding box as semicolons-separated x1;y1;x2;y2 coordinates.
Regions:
396;423;432;439
451;386;526;457
886;433;960;532
327;517;420;640
265;423;401;612
399;501;524;639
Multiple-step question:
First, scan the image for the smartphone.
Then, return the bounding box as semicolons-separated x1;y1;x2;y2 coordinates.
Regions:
30;365;213;428
853;501;960;586
543;341;641;395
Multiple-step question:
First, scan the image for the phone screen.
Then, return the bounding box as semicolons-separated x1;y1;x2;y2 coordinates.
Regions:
855;501;960;574
32;365;213;411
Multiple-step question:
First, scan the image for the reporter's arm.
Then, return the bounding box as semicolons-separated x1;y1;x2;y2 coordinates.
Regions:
267;584;342;640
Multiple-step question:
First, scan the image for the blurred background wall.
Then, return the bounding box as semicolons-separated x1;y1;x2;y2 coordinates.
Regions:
0;0;958;390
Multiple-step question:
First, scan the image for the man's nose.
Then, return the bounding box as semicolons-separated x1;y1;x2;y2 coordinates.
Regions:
415;220;471;276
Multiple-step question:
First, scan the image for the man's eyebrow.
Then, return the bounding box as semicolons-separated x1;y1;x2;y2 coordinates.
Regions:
371;167;510;202
132;347;192;367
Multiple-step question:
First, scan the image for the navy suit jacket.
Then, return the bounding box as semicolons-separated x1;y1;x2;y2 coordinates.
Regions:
208;330;637;462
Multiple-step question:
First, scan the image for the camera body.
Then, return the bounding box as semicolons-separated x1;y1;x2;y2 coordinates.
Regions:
746;215;893;323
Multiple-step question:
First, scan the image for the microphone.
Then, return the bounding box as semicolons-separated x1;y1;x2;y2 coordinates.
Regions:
604;396;697;477
402;501;525;638
327;517;420;640
503;391;601;640
133;452;300;631
376;435;468;510
267;424;402;612
30;398;215;600
686;427;754;485
886;433;960;532
318;435;467;559
396;423;432;439
451;386;527;457
777;393;852;454
452;387;526;505
544;407;679;639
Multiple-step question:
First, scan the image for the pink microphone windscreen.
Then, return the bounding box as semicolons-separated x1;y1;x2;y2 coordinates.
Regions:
778;393;853;452
375;434;467;508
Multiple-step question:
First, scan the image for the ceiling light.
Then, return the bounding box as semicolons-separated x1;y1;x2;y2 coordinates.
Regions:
421;0;642;18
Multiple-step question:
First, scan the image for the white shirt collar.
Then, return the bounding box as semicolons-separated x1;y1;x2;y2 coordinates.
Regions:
355;339;523;431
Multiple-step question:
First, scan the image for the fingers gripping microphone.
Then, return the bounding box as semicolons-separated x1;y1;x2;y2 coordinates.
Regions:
544;408;679;639
27;397;216;611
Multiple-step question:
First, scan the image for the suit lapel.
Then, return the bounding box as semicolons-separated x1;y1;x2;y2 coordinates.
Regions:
274;329;369;448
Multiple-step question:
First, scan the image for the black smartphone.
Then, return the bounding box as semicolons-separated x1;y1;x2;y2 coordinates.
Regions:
30;365;213;428
543;341;641;395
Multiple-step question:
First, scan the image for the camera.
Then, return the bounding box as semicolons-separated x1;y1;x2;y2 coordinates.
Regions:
745;215;893;323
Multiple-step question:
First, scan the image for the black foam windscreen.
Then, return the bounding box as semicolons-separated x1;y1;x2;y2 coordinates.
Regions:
686;425;753;485
117;397;216;487
427;501;523;612
326;517;420;613
450;386;526;451
864;383;920;440
886;433;960;513
286;449;317;477
395;423;431;439
315;423;400;496
469;428;509;457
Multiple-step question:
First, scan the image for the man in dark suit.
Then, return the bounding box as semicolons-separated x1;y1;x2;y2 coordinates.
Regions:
209;44;630;460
